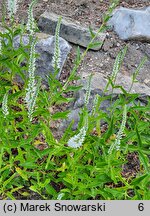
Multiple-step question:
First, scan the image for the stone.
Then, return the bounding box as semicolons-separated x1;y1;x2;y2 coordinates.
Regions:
108;7;150;42
13;32;71;81
38;11;106;50
123;44;150;86
81;72;150;97
60;108;81;131
60;68;150;131
102;39;114;52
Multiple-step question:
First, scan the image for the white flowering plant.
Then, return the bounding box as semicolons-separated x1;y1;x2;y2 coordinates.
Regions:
0;0;149;200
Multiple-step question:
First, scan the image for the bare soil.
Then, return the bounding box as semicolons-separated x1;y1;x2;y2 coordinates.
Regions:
0;0;149;200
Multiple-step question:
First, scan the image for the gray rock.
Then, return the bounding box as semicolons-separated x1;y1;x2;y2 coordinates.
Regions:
60;108;81;131
123;44;150;87
74;87;116;111
60;70;150;131
38;11;106;50
13;32;71;81
60;41;150;131
81;72;150;97
73;70;150;114
108;7;150;42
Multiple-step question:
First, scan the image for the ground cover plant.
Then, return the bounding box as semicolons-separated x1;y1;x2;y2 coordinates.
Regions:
0;0;150;200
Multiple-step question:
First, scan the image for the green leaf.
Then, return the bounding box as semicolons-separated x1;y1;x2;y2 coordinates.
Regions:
136;126;142;148
131;173;149;186
16;167;28;181
104;187;124;199
60;120;74;142
40;179;51;188
88;41;103;49
132;106;150;112
29;185;38;193
132;57;147;81
45;184;57;196
6;192;16;200
54;96;74;105
103;117;114;140
138;150;149;173
63;85;83;93
76;46;81;63
52;111;70;120
89;26;95;39
3;173;17;189
41;122;57;145
19;162;37;169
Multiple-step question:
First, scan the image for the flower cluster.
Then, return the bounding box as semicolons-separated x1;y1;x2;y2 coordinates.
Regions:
84;73;93;107
25;39;39;121
26;0;37;35
67;126;87;149
111;46;127;83
52;16;62;70
108;104;127;154
2;92;9;118
91;94;99;116
7;0;18;18
68;115;88;149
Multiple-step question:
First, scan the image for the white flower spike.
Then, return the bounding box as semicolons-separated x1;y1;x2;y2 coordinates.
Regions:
68;126;87;149
7;0;18;18
25;39;40;121
108;104;127;154
26;0;37;35
2;92;9;118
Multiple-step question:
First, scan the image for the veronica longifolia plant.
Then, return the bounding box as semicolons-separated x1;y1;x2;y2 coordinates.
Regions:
67;116;88;149
67;126;87;149
108;104;127;154
2;92;9;118
111;46;127;83
67;73;92;148
25;39;39;121
52;16;62;71
26;0;37;35
7;0;18;18
84;73;93;108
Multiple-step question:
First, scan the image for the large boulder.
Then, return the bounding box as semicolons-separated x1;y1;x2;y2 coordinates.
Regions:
38;11;106;50
108;7;150;42
13;32;71;81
